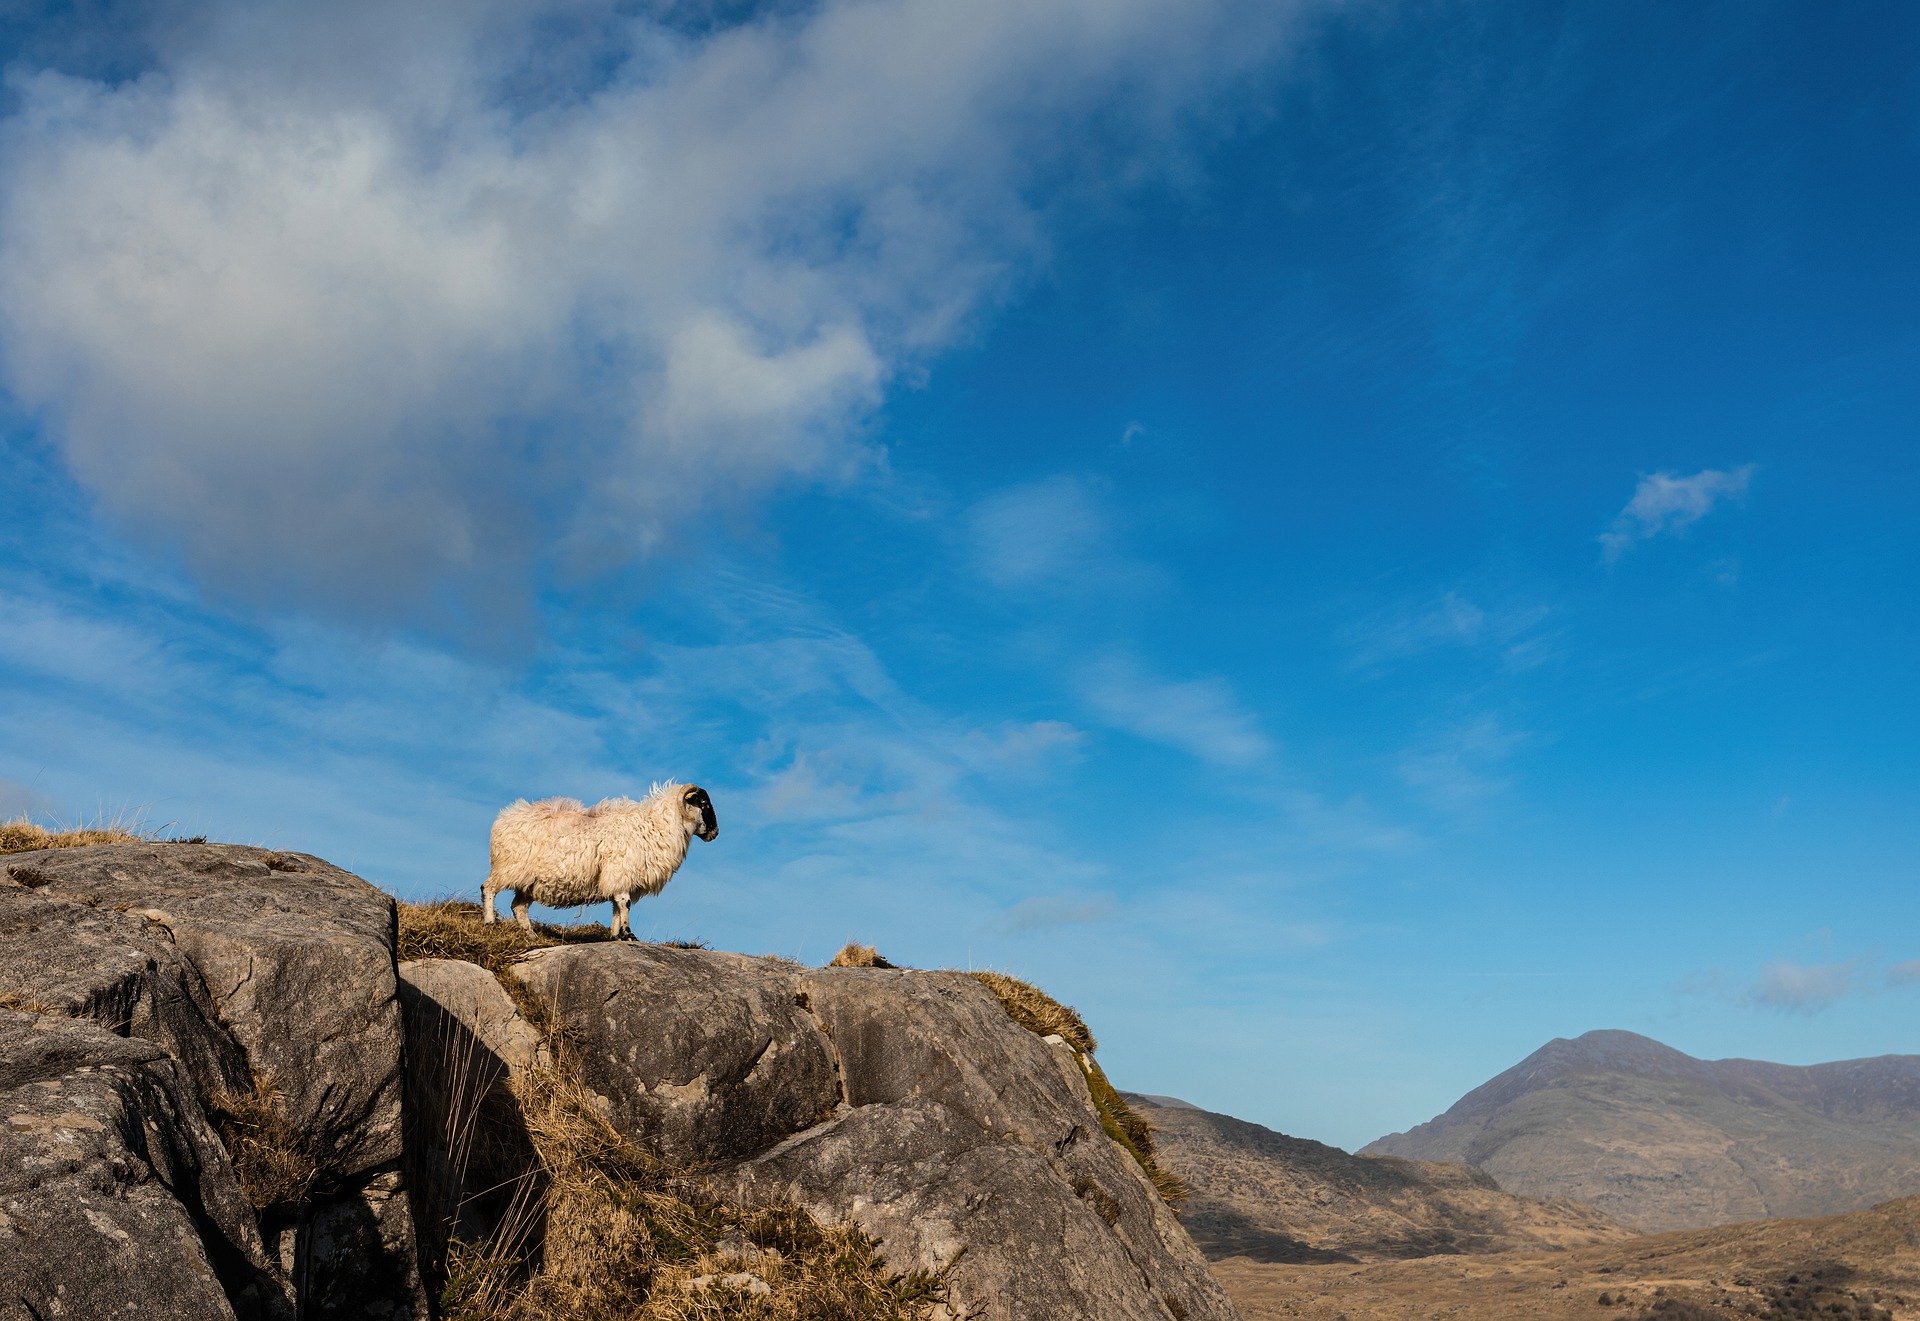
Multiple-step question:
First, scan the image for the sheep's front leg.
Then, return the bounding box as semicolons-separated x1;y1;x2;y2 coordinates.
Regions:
511;892;534;931
611;894;632;940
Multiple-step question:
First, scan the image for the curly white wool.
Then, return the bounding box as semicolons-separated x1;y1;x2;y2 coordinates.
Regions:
482;781;718;938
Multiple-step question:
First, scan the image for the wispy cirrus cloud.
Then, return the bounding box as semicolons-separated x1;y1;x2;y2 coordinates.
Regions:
1344;588;1554;672
1396;714;1528;814
1600;466;1756;562
1078;655;1272;767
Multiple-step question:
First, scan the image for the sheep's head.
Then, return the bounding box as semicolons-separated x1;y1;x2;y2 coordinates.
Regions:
681;785;718;841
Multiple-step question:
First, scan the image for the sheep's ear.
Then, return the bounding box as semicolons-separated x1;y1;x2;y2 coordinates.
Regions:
683;788;699;801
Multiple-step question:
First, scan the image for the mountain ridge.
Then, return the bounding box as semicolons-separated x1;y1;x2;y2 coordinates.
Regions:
1125;1092;1631;1263
1363;1029;1920;1230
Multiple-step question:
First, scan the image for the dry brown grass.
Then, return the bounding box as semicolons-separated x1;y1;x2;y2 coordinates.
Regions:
964;969;1095;1053
0;816;147;855
210;1073;322;1210
398;901;951;1321
397;899;610;975
827;943;896;970
0;990;61;1014
965;970;1188;1207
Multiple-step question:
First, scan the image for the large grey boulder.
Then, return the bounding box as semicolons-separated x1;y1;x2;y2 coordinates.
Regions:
0;844;428;1321
7;844;407;1176
509;943;840;1164
0;1009;283;1321
0;885;250;1104
509;945;1238;1321
751;968;1238;1321
397;958;547;1258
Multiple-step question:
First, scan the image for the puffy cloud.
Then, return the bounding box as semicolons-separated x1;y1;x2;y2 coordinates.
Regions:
1747;959;1853;1013
1600;465;1755;562
0;0;1302;623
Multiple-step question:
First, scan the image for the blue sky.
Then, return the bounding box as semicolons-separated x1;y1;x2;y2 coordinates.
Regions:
1;0;1916;1151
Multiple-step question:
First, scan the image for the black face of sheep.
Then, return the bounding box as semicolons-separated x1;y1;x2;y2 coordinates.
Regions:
683;786;718;841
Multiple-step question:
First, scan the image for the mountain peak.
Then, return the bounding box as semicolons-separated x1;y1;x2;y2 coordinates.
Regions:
1360;1030;1920;1231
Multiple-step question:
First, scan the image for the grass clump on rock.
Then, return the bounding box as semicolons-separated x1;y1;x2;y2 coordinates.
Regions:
827;942;897;970
965;969;1188;1208
210;1074;322;1211
397;899;607;977
396;901;951;1321
0;815;147;855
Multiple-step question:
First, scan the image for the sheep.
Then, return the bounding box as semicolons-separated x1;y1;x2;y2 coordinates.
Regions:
481;782;718;938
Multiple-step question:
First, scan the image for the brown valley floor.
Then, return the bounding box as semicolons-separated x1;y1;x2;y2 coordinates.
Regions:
1209;1195;1920;1321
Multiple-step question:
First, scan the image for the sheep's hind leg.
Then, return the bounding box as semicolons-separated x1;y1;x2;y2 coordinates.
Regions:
511;891;534;931
481;875;500;924
611;894;632;940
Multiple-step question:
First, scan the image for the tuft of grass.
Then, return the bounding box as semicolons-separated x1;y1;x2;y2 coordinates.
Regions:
399;901;951;1321
0;815;148;855
0;990;61;1015
0;811;206;856
964;970;1187;1207
397;900;609;976
210;1073;322;1210
964;971;1094;1053
827;943;896;970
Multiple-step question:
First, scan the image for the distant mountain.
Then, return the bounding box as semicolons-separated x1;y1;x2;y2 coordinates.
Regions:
1362;1029;1920;1231
1125;1093;1629;1263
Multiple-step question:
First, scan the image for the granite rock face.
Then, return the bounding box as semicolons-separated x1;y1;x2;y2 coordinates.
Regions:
0;882;251;1104
398;958;547;1258
510;946;1238;1321
0;843;427;1321
510;943;841;1164
8;844;408;1177
0;1010;281;1321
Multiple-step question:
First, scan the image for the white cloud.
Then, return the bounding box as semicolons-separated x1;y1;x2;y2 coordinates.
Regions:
968;478;1113;588
1079;654;1271;767
0;0;1302;622
1600;465;1756;562
1747;959;1853;1013
1344;588;1553;671
1889;960;1920;988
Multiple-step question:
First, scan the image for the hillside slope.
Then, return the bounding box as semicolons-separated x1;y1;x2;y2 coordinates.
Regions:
1127;1094;1630;1262
1363;1029;1920;1231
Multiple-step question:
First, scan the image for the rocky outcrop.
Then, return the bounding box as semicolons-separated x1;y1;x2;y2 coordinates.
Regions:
0;1010;280;1321
397;957;547;1258
507;945;1239;1321
0;843;428;1320
510;944;841;1164
1;841;1238;1321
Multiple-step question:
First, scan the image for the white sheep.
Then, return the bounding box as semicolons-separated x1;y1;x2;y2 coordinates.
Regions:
481;783;718;938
